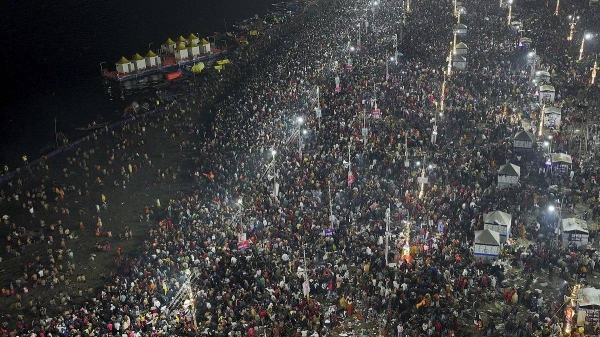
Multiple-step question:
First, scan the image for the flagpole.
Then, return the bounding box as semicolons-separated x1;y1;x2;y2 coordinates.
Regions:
328;181;334;228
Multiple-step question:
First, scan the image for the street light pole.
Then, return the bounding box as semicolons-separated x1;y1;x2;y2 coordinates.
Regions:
99;62;106;75
507;0;513;25
592;56;599;84
555;0;560;16
148;42;154;51
579;33;592;61
385;204;391;266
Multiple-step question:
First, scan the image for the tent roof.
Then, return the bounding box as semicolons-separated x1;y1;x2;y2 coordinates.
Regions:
188;33;199;40
188;41;199;47
578;288;600;307
544;106;561;114
145;50;157;57
474;230;500;246
562;218;589;234
454;55;466;62
454;23;467;29
484;211;511;226
540;84;555;92
551;153;572;164
498;163;520;176
520;37;532;43
176;43;187;50
456;42;468;49
200;38;209;45
514;130;534;141
116;56;130;64
177;35;187;42
165;38;175;45
132;53;144;61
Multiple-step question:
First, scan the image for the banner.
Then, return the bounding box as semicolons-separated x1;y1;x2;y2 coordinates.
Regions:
315;108;322;118
323;228;336;236
335;76;340;87
372;109;381;118
237;233;250;251
348;170;355;186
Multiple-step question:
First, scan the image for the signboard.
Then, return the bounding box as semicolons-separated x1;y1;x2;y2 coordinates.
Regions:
315;108;322;118
417;177;428;184
303;280;310;296
237;233;250;251
372;109;381;118
323;228;336;236
362;127;369;137
335;86;342;93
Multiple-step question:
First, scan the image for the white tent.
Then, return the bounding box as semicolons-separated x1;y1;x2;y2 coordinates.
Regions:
474;230;501;262
551;153;572;165
513;130;535;151
187;40;200;58
115;56;132;74
174;43;189;61
543;106;561;128
483;210;512;243
539;84;555;104
131;53;146;72
187;33;200;45
162;38;176;53
577;287;600;326
144;50;161;68
453;23;468;35
561;218;589;248
453;55;466;70
455;42;468;55
497;163;520;189
200;38;211;54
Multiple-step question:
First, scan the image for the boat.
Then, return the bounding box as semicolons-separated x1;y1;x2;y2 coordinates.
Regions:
166;70;183;81
75;121;109;131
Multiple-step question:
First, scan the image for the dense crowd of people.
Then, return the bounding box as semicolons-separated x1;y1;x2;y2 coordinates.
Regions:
1;0;600;335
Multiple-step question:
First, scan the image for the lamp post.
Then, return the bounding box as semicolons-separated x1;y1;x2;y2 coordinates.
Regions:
385;204;391;266
579;33;593;62
447;49;453;76
99;62;106;75
406;0;410;13
507;0;513;26
567;15;580;41
592;56;599;84
148;42;154;52
555;0;560;16
271;149;278;198
393;34;398;64
440;71;446;113
299;129;307;158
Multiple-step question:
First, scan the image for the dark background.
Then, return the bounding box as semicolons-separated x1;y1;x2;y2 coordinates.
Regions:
0;0;274;168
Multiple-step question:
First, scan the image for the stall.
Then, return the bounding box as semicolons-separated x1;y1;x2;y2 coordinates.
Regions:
543;106;561;129
483;210;512;243
497;163;520;189
453;23;468;35
453;55;467;70
577;287;600;327
455;42;468;55
513;130;535;152
131;53;146;72
473;230;501;262
535;70;551;83
115;56;133;74
539;85;556;104
550;153;572;173
561;218;589;248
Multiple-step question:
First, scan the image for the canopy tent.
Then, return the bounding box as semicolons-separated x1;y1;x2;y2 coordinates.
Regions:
497;163;520;189
539;84;555;104
455;42;468;55
473;230;501;262
551;152;572;165
513;130;535;151
543;106;561;128
175;43;189;60
115;56;132;74
453;23;467;35
483;210;512;242
577;287;600;326
187;33;199;44
144;50;161;67
187;40;200;58
131;53;146;71
162;38;176;53
561;218;589;248
200;38;211;54
452;55;466;70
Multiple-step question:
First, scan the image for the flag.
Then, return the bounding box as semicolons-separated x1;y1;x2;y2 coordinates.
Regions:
348;170;355;186
372;108;381;118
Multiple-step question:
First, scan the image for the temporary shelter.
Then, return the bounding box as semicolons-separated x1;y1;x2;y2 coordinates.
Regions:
519;37;532;49
200;38;211;54
551;153;572;165
162;38;176;53
177;35;188;44
187;40;200;58
174;43;189;61
187;33;200;45
561;218;589;248
543;106;561;128
473;230;501;262
577;287;600;326
115;56;132;74
131;53;146;71
144;50;161;68
453;23;467;35
497;163;520;189
513;130;535;151
453;55;466;70
483;211;512;243
455;42;468;55
539;85;555;104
